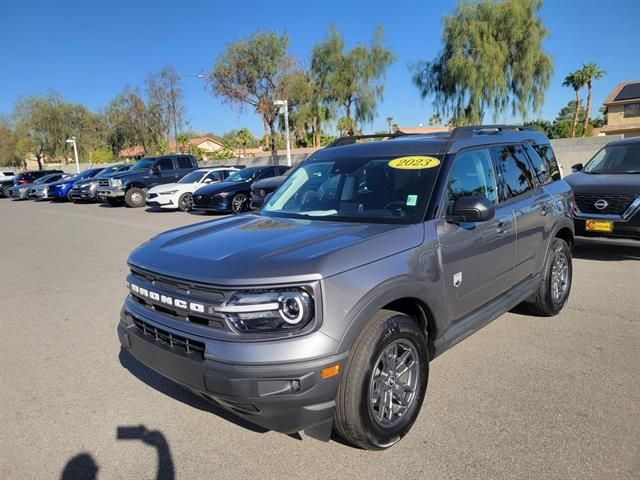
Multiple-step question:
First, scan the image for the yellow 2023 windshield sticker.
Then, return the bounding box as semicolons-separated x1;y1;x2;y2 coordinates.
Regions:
388;156;440;170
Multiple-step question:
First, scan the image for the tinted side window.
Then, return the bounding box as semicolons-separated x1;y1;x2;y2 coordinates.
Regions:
258;167;275;179
532;144;561;181
177;156;193;169
277;166;289;175
524;144;552;185
157;158;174;171
446;148;497;215
492;144;537;201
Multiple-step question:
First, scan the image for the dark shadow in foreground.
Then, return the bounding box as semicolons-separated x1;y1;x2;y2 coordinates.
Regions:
61;453;98;480
117;425;175;480
118;348;267;434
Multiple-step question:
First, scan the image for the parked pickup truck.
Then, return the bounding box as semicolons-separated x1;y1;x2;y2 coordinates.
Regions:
98;154;199;207
118;126;574;450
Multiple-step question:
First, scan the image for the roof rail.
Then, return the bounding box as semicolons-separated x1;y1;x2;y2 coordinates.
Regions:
324;132;411;148
450;125;536;140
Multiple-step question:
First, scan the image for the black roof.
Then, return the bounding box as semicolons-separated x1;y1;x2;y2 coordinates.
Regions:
614;83;640;102
316;125;550;160
607;136;640;145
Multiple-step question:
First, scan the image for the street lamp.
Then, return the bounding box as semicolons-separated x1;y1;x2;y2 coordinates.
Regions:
66;137;80;173
274;99;291;167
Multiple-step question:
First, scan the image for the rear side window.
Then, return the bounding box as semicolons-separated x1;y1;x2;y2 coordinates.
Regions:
177;156;193;169
258;167;276;179
157;158;174;171
445;148;497;215
523;144;552;185
531;144;561;181
492;144;537;201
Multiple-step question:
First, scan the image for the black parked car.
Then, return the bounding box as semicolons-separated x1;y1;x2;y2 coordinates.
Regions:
250;173;289;209
97;155;199;207
565;136;640;240
69;163;132;202
1;169;64;198
193;165;289;214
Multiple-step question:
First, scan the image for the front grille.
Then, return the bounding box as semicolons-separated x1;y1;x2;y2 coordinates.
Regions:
132;317;205;358
193;194;210;204
99;179;110;187
129;267;229;331
575;193;636;215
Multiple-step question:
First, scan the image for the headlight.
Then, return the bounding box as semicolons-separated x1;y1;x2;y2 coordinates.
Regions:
160;190;178;195
216;289;314;333
216;191;231;198
111;179;123;187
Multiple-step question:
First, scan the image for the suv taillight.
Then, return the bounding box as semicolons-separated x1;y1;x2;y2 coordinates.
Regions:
18;179;28;184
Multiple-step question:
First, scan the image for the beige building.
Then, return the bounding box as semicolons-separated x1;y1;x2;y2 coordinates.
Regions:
599;80;640;138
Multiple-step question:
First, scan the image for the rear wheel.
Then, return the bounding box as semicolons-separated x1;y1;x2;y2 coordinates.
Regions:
334;310;428;450
178;192;193;212
525;237;572;316
2;185;11;198
125;187;146;208
231;193;248;214
66;190;74;202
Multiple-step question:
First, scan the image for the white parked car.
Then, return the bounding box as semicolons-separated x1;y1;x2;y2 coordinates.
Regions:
145;167;240;211
0;171;16;181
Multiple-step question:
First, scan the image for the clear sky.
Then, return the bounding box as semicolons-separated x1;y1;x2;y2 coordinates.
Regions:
1;0;639;137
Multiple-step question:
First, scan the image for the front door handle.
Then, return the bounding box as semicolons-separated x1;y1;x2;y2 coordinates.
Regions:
496;221;511;237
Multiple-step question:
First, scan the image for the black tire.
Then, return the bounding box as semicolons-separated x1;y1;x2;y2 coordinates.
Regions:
2;185;12;198
334;310;429;450
125;187;146;208
525;237;572;316
106;197;122;207
231;193;248;214
178;192;193;212
96;193;105;203
66;190;74;202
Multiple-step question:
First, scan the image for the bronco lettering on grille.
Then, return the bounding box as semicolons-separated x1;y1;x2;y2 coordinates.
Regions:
128;282;206;313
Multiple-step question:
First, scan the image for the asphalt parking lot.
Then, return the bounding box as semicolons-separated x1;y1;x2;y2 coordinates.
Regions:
1;199;639;480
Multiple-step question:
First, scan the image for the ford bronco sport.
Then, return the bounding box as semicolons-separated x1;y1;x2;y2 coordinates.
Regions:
118;126;574;450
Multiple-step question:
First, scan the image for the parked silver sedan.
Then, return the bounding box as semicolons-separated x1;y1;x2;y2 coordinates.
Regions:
8;173;66;200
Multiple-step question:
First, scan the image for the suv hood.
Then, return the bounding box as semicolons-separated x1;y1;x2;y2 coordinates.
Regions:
129;214;424;285
109;167;147;181
564;172;640;194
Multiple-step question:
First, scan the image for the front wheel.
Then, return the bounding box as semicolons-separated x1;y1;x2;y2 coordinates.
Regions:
125;187;146;208
178;192;193;212
334;310;428;450
231;193;248;214
525;237;572;316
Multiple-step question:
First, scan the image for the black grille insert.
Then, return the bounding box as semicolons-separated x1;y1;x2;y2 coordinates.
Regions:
132;317;205;358
575;193;636;215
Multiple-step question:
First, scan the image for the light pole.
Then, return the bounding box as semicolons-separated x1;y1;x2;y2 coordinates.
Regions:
274;99;291;167
66;137;80;173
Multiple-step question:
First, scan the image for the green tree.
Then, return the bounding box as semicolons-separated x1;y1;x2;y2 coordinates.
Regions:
386;116;394;133
0;117;22;167
208;31;296;158
562;70;586;138
579;62;606;136
524;119;554;138
311;26;394;134
428;113;443;127
146;66;184;146
412;0;552;125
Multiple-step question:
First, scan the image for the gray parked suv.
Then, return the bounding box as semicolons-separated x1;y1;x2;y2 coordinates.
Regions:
118;126;574;449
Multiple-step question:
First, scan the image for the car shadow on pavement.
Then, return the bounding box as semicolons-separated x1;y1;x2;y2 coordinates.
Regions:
573;238;640;261
118;348;268;434
145;207;177;213
60;426;176;480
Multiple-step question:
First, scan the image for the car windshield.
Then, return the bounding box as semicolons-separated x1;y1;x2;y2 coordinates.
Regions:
262;155;442;224
78;169;102;179
97;165;122;177
178;171;206;183
584;144;640;174
131;157;156;170
227;169;258;182
34;175;54;184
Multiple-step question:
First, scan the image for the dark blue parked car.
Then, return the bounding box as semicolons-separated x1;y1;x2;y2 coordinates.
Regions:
47;167;106;201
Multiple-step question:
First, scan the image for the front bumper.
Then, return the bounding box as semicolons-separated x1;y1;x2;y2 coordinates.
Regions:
574;196;640;240
192;195;231;212
118;308;343;434
69;187;97;201
250;193;265;210
145;193;175;208
97;186;125;199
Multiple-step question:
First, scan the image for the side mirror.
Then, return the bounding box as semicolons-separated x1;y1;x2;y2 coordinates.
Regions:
150;165;161;175
571;163;583;172
446;196;495;223
203;178;213;184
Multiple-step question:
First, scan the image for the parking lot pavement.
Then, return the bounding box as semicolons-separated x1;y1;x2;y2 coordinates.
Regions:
1;199;639;480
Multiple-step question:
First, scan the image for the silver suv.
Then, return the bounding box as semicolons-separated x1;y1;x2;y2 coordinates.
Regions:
118;126;574;450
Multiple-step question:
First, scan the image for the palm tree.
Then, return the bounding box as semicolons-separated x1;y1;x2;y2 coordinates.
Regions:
562;71;584;138
386;116;394;133
580;62;606;136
